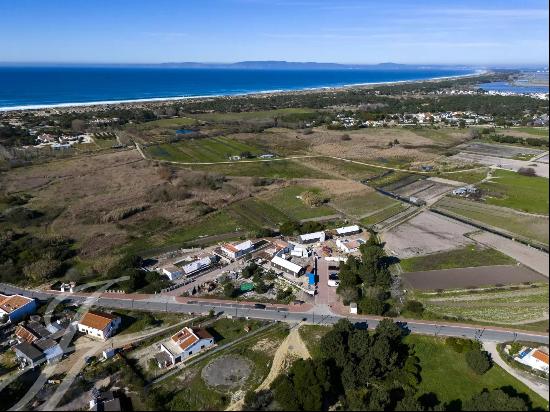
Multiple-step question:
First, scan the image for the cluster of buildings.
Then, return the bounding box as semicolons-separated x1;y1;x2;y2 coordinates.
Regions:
33;132;92;149
12;318;67;368
161;255;219;281
452;185;478;197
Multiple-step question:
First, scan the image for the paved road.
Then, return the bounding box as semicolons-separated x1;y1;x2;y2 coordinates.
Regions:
1;284;547;345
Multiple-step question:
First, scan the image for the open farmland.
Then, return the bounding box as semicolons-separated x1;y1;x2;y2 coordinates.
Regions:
360;202;407;226
399;245;515;272
187;107;317;122
186;159;335;179
299;156;385;180
478;169;549;214
392;177;456;205
144;136;264;163
457;141;546;159
433;197;549;245
383;211;474;258
226;197;289;229
261;184;338;221
450;151;550;178
412;284;549;326
403;265;547;291
329;187;399;218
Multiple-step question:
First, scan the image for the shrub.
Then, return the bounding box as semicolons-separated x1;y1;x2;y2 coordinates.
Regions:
301;191;329;207
445;337;481;353
404;300;424;314
466;350;492;375
518;167;536;177
341;134;351;141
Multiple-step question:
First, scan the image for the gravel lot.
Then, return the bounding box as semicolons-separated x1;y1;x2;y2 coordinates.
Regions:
201;355;253;389
451;152;549;178
383;211;474;258
458;142;546;158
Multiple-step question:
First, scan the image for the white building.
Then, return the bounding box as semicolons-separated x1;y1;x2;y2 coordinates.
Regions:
77;311;121;340
515;348;549;374
271;255;304;277
335;225;362;237
0;294;37;323
290;245;309;258
162;265;184;280
162;256;216;281
336;238;365;254
158;327;214;366
221;240;255;259
298;231;325;244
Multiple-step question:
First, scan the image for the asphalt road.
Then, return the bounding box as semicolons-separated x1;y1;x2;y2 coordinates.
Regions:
1;283;547;344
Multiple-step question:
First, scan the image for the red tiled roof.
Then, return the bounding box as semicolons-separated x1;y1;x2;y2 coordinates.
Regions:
0;295;33;314
171;327;199;351
223;244;239;253
15;325;38;343
79;311;118;331
533;350;549;365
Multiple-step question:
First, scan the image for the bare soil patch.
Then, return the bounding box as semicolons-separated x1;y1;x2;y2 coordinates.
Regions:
201;355;253;389
403;265;547;290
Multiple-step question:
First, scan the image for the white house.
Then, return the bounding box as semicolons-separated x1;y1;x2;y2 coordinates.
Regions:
335;225;361;237
0;294;37;323
158;327;214;366
336;238;365;254
271;255;304;277
77;311;121;340
298;231;325;244
162;265;184;281
221;240;255;259
515;348;549;374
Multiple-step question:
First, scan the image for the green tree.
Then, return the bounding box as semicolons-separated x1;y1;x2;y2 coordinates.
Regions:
465;350;492;375
463;389;528;411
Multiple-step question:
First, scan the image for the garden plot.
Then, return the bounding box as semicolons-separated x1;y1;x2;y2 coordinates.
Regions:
450;152;549;178
382;211;474;258
392;179;455;205
457;142;546;159
403;265;547;291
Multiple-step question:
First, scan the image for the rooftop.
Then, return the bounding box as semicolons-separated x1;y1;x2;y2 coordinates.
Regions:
0;294;34;314
79;311;118;331
271;255;303;274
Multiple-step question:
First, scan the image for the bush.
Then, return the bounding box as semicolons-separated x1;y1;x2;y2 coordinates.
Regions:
404;300;424;314
466;350;492;375
341;134;351;141
518;167;536;177
301;191;329;207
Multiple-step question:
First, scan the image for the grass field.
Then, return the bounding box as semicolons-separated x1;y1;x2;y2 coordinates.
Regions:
399;245;515;272
227;197;290;229
479;169;549;215
301;157;387;180
145;136;264;163
441;168;489;184
135;116;197;129
360;203;406;226
330;190;399;217
511;127;549;137
187;108;316;123
434;197;549;245
263;185;338;220
406;335;548;409
409;127;468;146
187;159;336;179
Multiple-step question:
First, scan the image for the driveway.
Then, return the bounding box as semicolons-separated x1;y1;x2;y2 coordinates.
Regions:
483;341;549;402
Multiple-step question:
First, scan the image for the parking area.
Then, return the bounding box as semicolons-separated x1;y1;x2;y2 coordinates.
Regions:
457;142;546;159
450;152;549;178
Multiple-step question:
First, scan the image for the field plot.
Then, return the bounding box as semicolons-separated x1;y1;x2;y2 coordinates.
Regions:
440;168;489;184
330;188;399;218
188;159;335;179
450;152;549;178
135;116;197;129
188;108;316;123
433;197;549;245
414;284;549;326
379;173;426;192
479;169;549;214
392;178;455;205
457;142;546;159
399;245;515;272
145;137;263;163
261;185;337;221
408;127;471;146
299;157;385;180
227;197;289;229
383;211;474;258
360;203;406;226
403;265;547;291
504;127;549;138
233;128;311;156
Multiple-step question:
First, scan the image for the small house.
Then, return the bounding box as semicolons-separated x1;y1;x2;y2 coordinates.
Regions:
0;294;37;323
158;327;214;366
78;311;121;340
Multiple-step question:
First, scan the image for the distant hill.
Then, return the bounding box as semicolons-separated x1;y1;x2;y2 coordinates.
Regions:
159;61;472;71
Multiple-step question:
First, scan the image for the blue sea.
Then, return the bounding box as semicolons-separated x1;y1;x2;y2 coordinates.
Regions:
0;66;474;110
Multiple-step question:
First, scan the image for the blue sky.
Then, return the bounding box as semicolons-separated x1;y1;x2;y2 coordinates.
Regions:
1;0;548;65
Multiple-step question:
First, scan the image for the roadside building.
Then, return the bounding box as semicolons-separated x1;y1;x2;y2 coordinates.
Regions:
78;311;121;340
0;294;37;323
298;231;326;245
34;338;63;364
515;348;549;374
158;327;214;366
161;265;184;281
271;255;304;277
181;256;217;277
335;225;361;237
89;390;122;412
15;325;40;344
336;238;366;254
221;240;255;259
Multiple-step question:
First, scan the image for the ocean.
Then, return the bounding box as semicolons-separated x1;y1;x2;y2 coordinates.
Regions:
0;66;474;110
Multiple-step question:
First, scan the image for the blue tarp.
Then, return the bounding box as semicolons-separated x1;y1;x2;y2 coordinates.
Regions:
307;273;316;285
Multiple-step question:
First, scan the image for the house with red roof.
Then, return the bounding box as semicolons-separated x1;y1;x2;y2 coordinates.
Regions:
157;326;214;367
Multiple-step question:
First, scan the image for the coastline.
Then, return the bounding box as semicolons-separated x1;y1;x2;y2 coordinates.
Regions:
0;69;485;113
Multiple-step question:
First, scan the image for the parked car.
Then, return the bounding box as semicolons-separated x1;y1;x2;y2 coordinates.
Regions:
327;273;340;287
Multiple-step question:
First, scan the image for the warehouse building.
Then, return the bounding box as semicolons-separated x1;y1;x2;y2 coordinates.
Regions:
271;255;305;277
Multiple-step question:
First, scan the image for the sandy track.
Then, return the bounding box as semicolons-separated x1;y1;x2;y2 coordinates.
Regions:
226;325;310;411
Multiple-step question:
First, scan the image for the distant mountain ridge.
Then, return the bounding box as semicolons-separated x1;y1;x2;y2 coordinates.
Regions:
158;61;473;70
